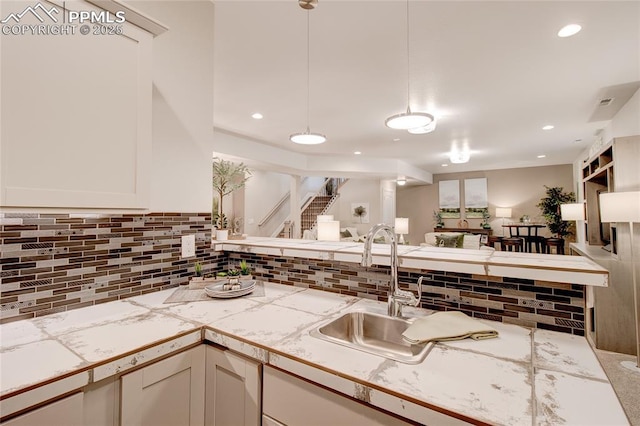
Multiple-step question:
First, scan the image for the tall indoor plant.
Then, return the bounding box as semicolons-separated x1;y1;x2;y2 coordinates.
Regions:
212;157;251;240
537;185;576;239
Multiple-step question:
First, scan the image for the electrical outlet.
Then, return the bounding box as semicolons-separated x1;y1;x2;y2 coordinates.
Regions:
181;235;196;258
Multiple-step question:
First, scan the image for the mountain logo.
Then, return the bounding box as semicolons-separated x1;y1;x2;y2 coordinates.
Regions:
1;3;60;24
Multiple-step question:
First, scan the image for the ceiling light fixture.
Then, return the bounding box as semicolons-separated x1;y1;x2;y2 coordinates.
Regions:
251;113;263;119
558;24;582;38
542;125;554;130
384;1;434;130
397;178;407;186
354;151;362;155
290;2;326;145
450;149;470;164
408;119;437;134
537;154;546;158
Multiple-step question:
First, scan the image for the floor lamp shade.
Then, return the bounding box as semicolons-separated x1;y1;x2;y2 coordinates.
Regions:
560;203;585;221
599;192;640;222
317;220;340;241
496;208;512;218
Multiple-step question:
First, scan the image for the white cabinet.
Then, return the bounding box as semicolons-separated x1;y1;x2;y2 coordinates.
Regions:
1;393;83;426
0;0;164;209
262;366;411;426
205;345;261;426
121;346;206;426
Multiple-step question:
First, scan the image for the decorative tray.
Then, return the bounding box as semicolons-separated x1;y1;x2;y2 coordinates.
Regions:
204;280;255;299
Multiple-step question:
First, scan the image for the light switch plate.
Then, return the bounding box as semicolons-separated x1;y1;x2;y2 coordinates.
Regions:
181;235;196;258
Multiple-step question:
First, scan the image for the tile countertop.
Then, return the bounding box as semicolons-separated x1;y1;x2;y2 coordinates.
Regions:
0;283;628;425
214;237;609;287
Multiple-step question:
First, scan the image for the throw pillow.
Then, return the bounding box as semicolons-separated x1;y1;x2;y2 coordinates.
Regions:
339;229;352;238
436;234;463;248
462;234;481;250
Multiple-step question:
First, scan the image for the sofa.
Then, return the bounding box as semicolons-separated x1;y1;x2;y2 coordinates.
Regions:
421;232;494;251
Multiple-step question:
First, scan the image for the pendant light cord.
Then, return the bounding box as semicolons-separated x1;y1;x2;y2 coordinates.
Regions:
306;10;310;132
406;0;411;112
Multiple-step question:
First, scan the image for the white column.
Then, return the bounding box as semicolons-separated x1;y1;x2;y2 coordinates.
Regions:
290;175;301;239
380;179;396;226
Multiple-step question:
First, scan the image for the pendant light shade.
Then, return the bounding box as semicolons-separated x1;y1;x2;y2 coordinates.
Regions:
385;0;434;131
290;129;326;145
408;119;437;134
386;108;434;130
290;2;326;145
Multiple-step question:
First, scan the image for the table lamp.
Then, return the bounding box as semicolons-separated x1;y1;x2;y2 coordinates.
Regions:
317;215;334;223
317;220;340;241
560;203;585;221
599;191;640;371
496;208;512;236
394;217;409;244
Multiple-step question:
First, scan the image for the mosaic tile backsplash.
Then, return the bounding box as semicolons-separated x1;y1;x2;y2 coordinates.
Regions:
1;213;584;335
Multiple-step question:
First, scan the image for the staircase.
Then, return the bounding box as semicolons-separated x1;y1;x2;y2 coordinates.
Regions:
301;195;334;231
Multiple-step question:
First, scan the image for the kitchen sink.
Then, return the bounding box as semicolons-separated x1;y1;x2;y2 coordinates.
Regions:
310;311;432;364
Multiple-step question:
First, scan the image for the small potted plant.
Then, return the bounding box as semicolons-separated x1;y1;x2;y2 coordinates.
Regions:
481;209;492;229
433;210;444;228
189;262;215;289
239;260;252;280
224;269;241;290
212;158;252;241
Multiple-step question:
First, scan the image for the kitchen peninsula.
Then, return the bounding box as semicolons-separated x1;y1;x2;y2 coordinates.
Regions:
0;281;628;425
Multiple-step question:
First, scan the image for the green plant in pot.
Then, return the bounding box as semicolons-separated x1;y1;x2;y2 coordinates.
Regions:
212;157;251;241
194;262;203;278
239;260;252;279
481;208;491;229
433;210;444;228
537;185;576;239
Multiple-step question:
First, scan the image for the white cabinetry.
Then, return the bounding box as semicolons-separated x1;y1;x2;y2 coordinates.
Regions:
121;346;205;426
1;393;83;426
0;0;165;210
205;345;261;426
263;366;411;426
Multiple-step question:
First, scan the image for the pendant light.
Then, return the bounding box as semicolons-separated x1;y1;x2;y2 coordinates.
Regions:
290;1;326;145
385;0;434;130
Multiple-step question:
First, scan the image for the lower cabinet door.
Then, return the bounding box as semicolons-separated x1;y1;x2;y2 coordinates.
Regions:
120;346;205;426
205;345;261;426
1;393;83;426
263;366;411;426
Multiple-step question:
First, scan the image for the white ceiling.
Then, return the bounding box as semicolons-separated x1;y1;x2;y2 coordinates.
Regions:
213;1;640;178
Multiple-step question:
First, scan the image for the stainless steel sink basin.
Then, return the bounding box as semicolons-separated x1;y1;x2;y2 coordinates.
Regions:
310;311;432;364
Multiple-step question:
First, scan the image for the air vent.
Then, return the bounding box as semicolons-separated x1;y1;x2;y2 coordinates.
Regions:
598;98;614;107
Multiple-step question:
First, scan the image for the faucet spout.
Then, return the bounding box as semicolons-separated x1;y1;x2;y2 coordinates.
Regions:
361;223;420;317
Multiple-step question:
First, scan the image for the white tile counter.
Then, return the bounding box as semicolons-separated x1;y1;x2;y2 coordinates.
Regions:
0;283;628;425
214;237;609;286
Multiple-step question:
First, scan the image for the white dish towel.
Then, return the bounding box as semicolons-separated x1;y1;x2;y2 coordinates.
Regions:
402;311;499;344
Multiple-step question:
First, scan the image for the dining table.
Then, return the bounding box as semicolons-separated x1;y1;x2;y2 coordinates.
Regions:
502;223;546;253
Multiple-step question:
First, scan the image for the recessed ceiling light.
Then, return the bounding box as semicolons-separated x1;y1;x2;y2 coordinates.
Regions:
441;164;448;167
397;178;406;186
251;113;263;119
558;24;582;38
542;125;554;130
354;151;362;155
537;154;546;158
573;139;582;144
393;138;400;142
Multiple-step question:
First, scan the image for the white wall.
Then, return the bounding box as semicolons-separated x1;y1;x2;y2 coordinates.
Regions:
129;1;215;212
611;88;640;138
243;170;290;236
330;179;382;236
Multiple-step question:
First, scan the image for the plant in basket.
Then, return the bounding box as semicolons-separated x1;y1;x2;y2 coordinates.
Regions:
224;269;241;290
239;260;252;280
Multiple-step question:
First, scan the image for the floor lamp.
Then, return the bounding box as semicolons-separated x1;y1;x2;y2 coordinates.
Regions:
599;191;640;371
496;208;512;237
